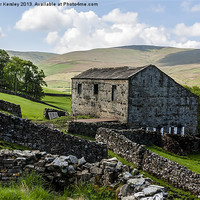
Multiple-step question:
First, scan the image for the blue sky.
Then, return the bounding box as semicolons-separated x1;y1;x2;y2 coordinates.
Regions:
0;0;200;53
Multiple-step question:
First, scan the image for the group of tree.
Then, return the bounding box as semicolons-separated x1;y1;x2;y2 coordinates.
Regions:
0;49;47;100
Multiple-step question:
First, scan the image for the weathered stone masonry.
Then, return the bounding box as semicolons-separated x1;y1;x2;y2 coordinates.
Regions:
0;149;167;200
0;112;107;163
68;121;200;154
96;128;200;195
0;100;22;117
128;65;199;135
71;65;199;135
68;121;128;137
71;79;129;122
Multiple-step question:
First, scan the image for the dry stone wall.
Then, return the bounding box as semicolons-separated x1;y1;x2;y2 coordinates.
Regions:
96;127;200;195
0;112;107;163
68;121;128;137
0;149;168;200
70;122;200;154
0;100;22;117
117;128;200;154
111;128;162;146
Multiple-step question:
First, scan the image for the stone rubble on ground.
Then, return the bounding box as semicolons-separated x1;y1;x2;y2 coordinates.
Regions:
0;149;167;200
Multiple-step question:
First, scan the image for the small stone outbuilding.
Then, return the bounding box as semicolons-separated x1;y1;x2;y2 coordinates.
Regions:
71;65;199;135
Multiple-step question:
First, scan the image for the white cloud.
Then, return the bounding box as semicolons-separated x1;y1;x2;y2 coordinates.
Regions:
45;32;59;44
15;7;200;53
0;27;5;37
152;4;165;13
102;8;138;24
15;6;73;31
174;23;200;37
140;26;169;46
191;3;200;11
171;40;200;49
181;1;200;12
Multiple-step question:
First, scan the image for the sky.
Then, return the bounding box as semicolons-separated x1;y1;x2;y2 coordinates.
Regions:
0;0;200;54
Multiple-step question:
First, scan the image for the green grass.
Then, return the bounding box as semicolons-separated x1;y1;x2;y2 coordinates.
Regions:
41;95;71;113
40;64;72;76
0;89;71;120
43;88;68;94
0;140;30;151
147;145;200;174
0;92;62;120
0;172;114;200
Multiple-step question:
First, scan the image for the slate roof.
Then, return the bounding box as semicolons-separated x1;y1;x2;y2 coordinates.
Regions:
72;65;150;80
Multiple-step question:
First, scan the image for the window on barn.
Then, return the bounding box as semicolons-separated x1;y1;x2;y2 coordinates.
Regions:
112;85;117;101
94;84;98;95
77;83;82;94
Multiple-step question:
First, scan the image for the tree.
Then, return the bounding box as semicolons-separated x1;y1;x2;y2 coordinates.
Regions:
21;60;47;99
4;56;24;92
4;55;47;99
0;49;10;88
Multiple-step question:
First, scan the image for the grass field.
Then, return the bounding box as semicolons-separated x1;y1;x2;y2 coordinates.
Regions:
147;145;200;174
43;88;68;94
0;92;71;120
41;95;71;112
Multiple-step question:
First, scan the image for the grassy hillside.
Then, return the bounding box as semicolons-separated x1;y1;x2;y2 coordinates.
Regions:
7;50;58;65
0;92;70;120
42;95;71;112
6;45;200;91
38;46;200;91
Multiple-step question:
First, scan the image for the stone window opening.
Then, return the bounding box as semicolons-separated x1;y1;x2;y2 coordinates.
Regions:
77;83;82;94
170;126;177;134
94;84;98;95
177;126;182;135
112;85;117;101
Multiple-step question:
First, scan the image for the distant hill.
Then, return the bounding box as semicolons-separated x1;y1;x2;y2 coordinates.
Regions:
7;50;58;65
6;45;200;91
159;49;200;66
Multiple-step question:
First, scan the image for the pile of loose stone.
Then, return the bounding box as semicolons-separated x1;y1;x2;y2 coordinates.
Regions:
0;149;167;199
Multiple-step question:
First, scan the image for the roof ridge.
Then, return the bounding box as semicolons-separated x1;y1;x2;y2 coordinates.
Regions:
72;65;154;80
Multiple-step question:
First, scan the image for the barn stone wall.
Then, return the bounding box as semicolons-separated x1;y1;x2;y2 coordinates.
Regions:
71;79;129;122
128;65;199;135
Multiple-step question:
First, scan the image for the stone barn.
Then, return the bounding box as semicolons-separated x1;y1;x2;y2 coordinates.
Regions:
71;65;199;135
